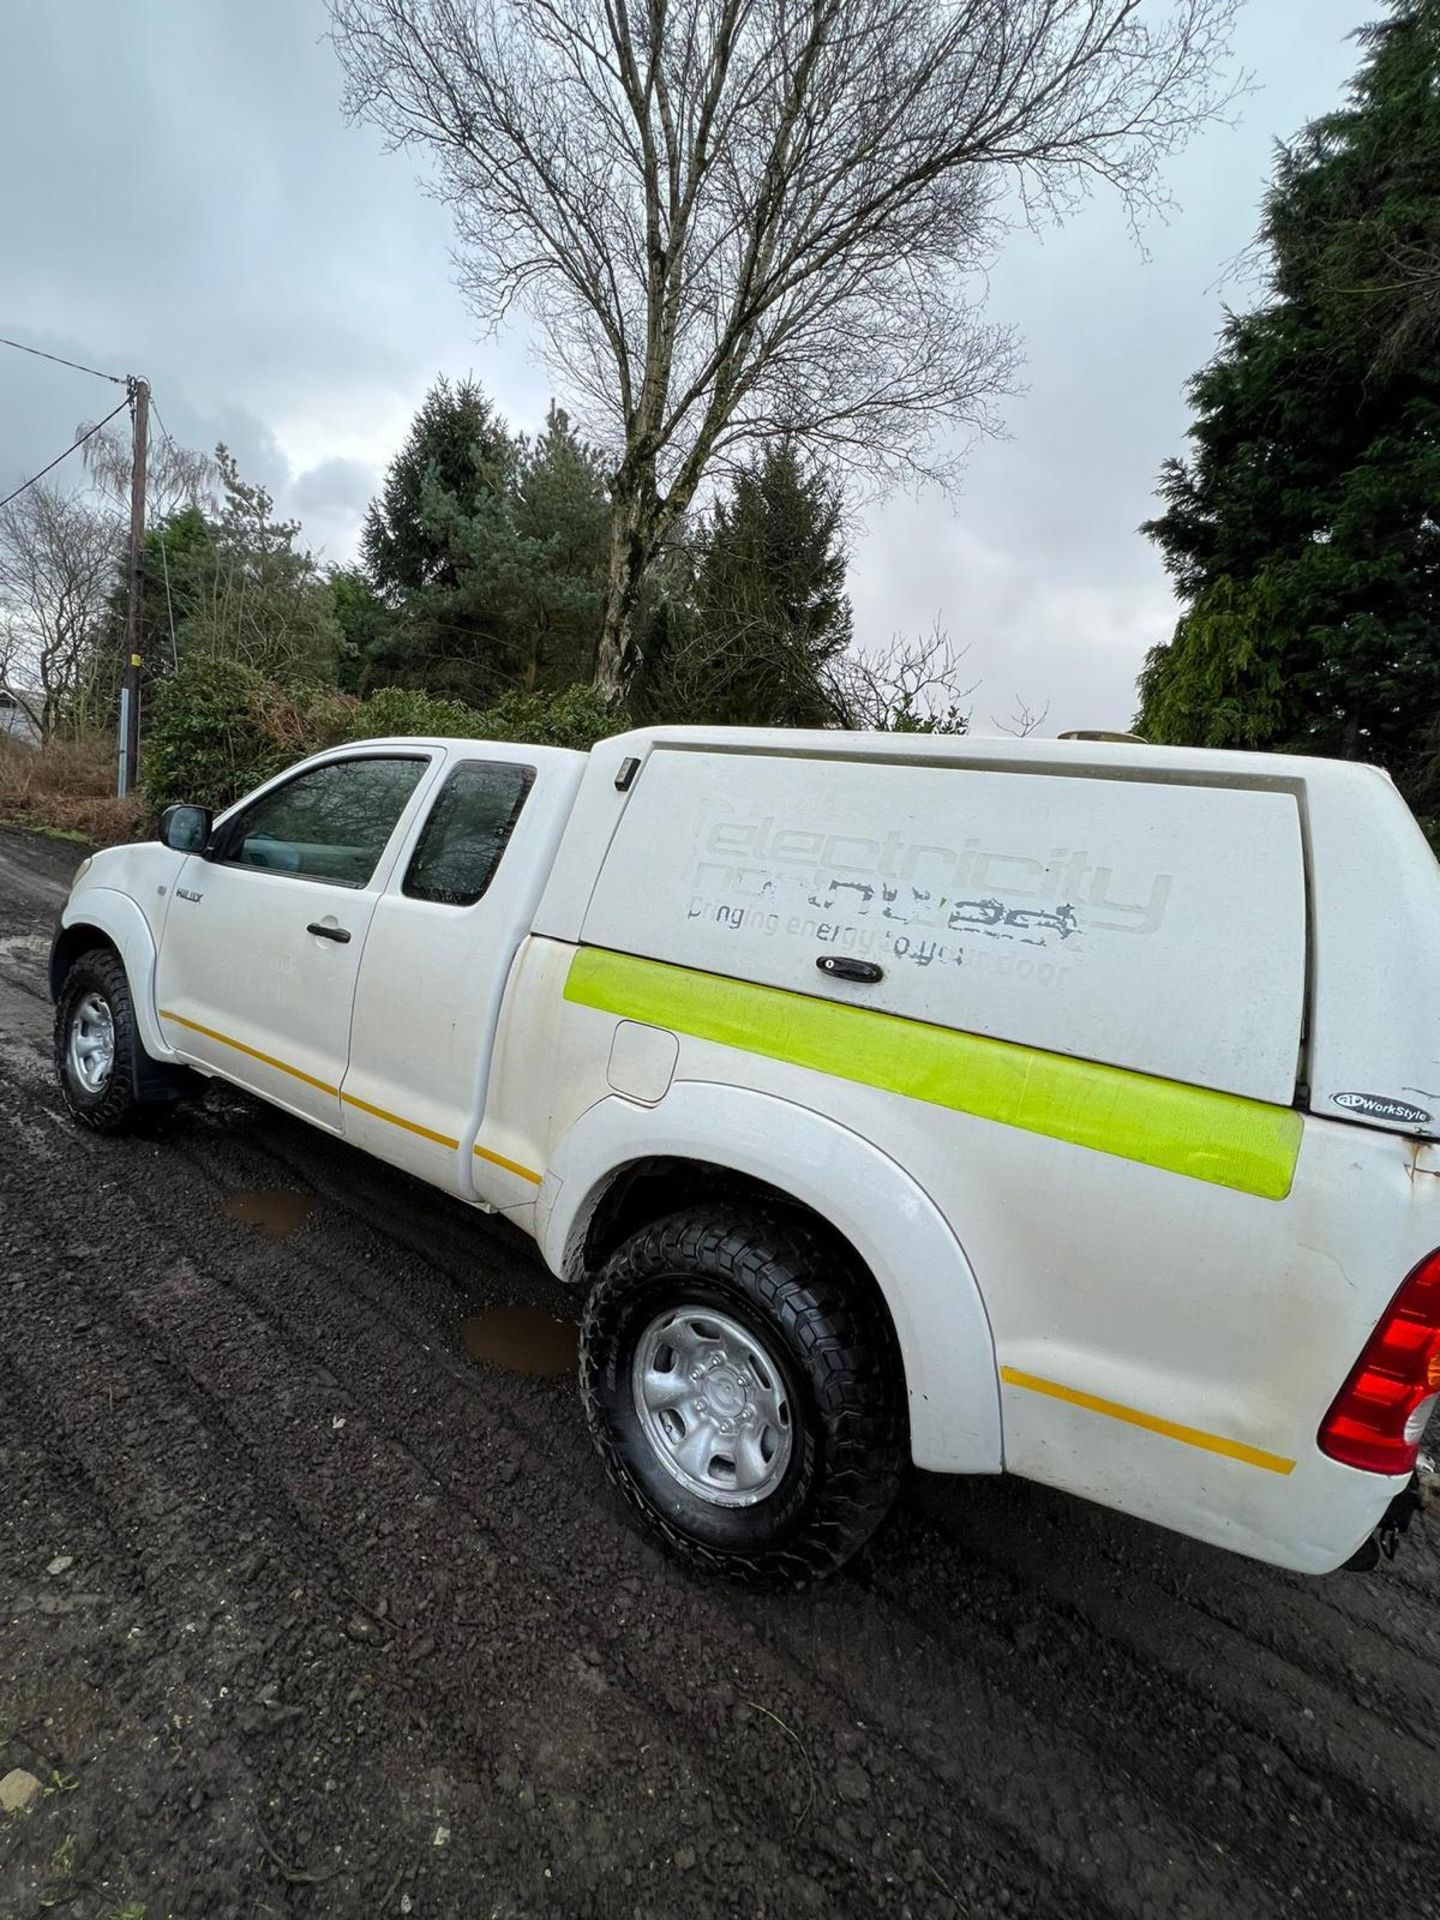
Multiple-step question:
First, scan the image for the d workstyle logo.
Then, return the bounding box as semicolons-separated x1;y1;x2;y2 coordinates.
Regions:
1332;1091;1432;1126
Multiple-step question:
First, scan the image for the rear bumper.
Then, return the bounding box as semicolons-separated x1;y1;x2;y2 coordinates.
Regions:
1002;1381;1416;1575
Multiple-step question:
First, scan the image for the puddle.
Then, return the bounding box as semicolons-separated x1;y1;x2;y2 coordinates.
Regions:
223;1191;318;1240
463;1306;579;1377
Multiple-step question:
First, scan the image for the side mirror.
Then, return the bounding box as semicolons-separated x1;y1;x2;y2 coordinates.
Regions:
158;803;214;855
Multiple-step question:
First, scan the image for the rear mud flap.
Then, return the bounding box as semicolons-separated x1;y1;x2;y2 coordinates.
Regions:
1342;1459;1433;1571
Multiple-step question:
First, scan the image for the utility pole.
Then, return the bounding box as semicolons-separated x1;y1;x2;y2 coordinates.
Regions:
116;375;149;797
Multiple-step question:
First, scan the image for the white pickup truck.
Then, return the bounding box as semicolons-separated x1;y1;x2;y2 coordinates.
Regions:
51;727;1440;1585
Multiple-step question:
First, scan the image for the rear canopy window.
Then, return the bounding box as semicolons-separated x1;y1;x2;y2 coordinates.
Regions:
404;760;534;906
581;751;1308;1104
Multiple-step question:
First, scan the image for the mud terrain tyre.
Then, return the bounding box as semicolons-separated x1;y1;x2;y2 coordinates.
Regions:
580;1206;905;1587
55;947;152;1134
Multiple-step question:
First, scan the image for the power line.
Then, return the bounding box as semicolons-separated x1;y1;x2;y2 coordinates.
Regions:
147;399;179;666
0;396;132;513
138;396;185;669
157;513;179;670
0;333;126;386
148;397;181;459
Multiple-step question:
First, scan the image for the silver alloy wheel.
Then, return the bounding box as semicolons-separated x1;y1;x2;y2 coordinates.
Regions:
632;1304;793;1507
67;990;115;1095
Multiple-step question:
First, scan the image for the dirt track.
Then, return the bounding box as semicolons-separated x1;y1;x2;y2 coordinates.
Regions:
2;823;1438;1920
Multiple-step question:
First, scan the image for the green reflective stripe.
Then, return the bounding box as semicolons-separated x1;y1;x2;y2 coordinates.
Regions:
563;946;1303;1202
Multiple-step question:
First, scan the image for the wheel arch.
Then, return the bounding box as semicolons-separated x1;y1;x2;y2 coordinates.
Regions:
53;890;176;1064
49;919;119;999
538;1084;1002;1474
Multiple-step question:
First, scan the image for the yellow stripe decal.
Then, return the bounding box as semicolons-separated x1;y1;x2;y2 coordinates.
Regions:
338;1091;459;1149
160;1009;543;1183
158;1010;339;1097
562;948;1303;1202
474;1142;544;1185
1000;1366;1296;1475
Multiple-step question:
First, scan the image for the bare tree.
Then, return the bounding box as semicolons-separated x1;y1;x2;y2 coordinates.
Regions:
0;624;39;735
823;618;975;731
80;420;217;521
994;693;1050;735
330;0;1240;697
0;484;123;738
647;600;836;723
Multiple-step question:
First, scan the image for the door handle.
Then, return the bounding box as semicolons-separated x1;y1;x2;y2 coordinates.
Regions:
307;921;352;944
816;955;883;984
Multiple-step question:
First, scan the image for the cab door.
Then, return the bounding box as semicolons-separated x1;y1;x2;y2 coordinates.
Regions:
341;746;582;1201
154;751;435;1129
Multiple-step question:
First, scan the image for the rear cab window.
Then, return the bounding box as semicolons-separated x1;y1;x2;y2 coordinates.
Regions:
403;760;535;906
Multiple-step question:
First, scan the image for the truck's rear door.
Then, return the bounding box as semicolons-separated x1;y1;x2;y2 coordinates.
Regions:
340;743;586;1202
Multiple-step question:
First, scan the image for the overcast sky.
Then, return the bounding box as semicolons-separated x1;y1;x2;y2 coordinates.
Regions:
2;0;1372;733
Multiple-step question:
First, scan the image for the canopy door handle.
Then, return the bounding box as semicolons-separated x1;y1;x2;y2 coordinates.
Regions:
816;955;883;984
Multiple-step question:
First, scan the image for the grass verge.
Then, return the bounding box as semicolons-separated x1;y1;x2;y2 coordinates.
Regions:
0;734;142;847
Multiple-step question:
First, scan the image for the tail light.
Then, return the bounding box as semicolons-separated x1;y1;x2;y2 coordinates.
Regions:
1319;1249;1440;1474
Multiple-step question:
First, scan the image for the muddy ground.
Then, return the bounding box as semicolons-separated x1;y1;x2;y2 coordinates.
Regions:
1;824;1437;1920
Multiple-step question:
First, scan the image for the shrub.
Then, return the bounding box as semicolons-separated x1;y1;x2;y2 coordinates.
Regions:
140;662;620;816
346;686;488;742
140;658;294;814
338;683;615;749
475;683;616;751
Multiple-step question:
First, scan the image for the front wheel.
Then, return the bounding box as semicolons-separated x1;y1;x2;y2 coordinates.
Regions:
580;1207;905;1587
54;948;151;1133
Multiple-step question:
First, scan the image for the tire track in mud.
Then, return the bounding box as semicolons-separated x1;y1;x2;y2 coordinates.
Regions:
1;1144;553;1915
928;1465;1440;1739
0;1343;147;1608
903;1476;1440;1773
0;1070;1261;1920
8;1089;1352;1920
4;1088;1037;1918
7;1102;1085;1920
855;1524;1435;1906
3;1068;1427;1920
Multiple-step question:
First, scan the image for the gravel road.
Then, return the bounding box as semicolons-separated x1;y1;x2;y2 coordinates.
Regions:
2;824;1438;1920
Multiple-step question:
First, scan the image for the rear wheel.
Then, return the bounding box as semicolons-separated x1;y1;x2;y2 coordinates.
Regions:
580;1206;905;1587
54;948;152;1133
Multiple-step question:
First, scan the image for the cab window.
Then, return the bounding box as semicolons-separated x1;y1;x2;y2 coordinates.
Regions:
403;761;534;906
222;756;427;888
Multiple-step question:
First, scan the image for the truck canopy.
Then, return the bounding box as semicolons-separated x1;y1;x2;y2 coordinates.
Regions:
530;728;1440;1139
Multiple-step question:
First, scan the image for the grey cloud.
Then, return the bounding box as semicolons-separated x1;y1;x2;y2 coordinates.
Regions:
1;0;491;525
292;458;380;518
290;456;382;561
